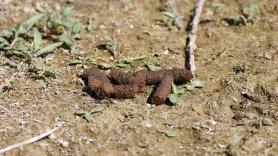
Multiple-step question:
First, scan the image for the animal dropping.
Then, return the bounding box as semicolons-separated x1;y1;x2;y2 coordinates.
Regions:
83;68;193;105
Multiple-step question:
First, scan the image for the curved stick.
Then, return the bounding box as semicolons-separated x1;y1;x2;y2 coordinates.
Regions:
185;0;206;74
0;127;59;154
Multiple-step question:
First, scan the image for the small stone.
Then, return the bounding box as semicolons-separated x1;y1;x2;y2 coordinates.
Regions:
142;120;152;128
262;118;273;126
231;97;238;102
49;133;56;140
163;49;169;55
233;112;246;120
274;112;278;120
246;77;257;93
245;112;258;119
58;139;69;148
264;53;272;60
274;83;278;94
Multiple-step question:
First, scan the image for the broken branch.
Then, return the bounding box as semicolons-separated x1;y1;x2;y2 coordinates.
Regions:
0;127;59;154
185;0;206;74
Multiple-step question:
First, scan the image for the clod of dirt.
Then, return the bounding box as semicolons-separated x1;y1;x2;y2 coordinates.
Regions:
233;111;246;120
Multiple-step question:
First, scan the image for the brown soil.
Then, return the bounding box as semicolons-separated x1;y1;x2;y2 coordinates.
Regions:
0;0;277;155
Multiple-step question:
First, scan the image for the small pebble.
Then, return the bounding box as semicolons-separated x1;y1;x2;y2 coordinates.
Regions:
262;118;273;126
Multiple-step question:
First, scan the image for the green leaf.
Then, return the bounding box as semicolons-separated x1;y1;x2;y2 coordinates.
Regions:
146;61;160;71
174;16;184;29
168;94;179;105
90;106;105;114
86;18;93;32
176;87;186;95
211;2;226;9
0;29;14;39
171;82;178;95
167;0;178;15
33;28;41;50
59;33;74;46
162;11;175;18
72;22;81;34
74;110;86;116
184;84;194;91
70;44;78;54
5;61;18;68
69;59;82;65
0;37;9;47
84;112;92;122
13;37;31;57
12;50;27;58
62;7;72;19
82;57;92;65
164;129;176;137
98;63;114;69
104;35;112;42
35;4;46;13
0;43;6;49
119;55;147;64
147;64;158;71
119;55;148;65
16;13;45;36
32;63;59;79
34;42;63;57
106;44;117;56
115;63;129;68
118;59;130;65
129;55;148;62
191;80;205;88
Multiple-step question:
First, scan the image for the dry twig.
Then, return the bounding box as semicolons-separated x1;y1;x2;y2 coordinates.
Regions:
185;0;206;74
0;127;59;154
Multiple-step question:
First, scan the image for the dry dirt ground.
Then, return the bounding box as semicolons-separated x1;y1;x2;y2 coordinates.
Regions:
0;0;278;155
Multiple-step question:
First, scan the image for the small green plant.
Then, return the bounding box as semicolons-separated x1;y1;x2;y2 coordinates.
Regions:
158;0;184;30
168;79;205;105
103;35;117;57
1;76;18;92
0;6;82;56
74;106;105;122
46;7;82;53
0;6;83;80
86;18;94;32
240;3;259;24
69;57;92;69
168;82;179;105
30;62;59;80
145;59;161;71
96;55;148;69
115;55;148;68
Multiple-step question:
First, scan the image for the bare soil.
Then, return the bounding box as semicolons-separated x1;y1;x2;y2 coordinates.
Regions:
0;0;277;155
